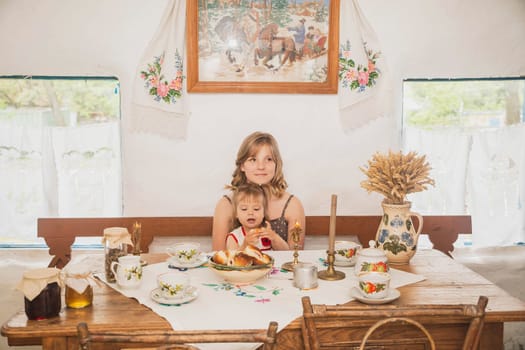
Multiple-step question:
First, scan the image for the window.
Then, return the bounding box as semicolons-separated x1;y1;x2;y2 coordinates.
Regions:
0;76;122;246
402;78;525;246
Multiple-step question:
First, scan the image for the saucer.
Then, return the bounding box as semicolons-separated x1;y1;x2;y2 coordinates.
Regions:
334;259;356;267
320;258;356;267
167;254;208;269
150;286;198;306
350;287;400;305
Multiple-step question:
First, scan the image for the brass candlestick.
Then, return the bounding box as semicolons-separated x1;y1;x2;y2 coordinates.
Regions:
281;222;302;271
131;221;142;255
318;250;345;280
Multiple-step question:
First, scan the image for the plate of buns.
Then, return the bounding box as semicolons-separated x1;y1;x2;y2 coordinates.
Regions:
209;245;274;284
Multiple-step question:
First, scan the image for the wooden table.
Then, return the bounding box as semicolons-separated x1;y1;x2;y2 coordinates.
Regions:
2;249;524;350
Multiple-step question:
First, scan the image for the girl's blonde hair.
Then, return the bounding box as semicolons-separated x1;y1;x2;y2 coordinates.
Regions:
229;132;288;198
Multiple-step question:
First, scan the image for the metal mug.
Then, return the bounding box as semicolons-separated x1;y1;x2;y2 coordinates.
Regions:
293;263;318;290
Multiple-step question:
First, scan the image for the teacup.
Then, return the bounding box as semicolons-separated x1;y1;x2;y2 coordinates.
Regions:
157;272;190;299
334;241;362;265
110;255;143;288
166;242;201;265
357;272;390;299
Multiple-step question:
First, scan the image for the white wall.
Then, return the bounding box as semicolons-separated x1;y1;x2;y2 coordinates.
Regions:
1;0;524;217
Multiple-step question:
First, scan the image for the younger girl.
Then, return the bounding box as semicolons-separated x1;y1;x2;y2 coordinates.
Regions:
226;183;272;251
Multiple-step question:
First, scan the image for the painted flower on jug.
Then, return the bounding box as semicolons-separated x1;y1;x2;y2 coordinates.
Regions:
382;234;408;255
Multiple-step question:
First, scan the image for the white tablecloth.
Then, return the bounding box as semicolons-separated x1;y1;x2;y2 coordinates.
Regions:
95;250;425;349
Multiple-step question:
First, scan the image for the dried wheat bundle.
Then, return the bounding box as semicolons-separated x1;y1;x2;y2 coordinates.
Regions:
360;150;435;205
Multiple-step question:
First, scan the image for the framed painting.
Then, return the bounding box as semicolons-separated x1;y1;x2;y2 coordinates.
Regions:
186;0;340;94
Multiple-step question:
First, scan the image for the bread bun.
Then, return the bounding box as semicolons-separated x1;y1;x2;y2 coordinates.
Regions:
213;250;236;265
243;244;271;265
232;252;254;267
212;245;271;267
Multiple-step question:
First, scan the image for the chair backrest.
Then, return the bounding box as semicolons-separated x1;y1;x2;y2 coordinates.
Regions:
301;295;488;350
77;321;278;350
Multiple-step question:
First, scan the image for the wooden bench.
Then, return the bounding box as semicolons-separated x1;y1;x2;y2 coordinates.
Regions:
37;216;471;269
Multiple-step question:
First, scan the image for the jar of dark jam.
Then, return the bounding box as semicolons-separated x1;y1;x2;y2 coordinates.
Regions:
19;268;62;320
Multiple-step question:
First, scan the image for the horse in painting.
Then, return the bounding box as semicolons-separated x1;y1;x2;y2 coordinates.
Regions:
254;23;296;70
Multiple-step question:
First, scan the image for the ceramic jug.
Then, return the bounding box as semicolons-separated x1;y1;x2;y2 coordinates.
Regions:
110;255;143;288
375;201;423;265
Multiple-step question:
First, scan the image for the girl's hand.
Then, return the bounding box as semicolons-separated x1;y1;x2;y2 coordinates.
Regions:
244;228;262;247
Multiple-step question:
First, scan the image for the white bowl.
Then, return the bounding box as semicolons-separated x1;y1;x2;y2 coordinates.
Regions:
208;257;274;285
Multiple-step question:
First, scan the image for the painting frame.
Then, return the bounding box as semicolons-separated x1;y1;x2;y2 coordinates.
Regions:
186;0;340;94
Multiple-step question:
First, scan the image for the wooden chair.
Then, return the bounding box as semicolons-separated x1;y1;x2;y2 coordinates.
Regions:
301;295;488;350
77;321;278;350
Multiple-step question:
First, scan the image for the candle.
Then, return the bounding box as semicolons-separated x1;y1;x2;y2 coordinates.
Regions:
292;221;301;242
328;194;337;254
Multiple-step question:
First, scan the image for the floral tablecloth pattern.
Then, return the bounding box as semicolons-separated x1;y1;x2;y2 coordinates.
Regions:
96;250;425;349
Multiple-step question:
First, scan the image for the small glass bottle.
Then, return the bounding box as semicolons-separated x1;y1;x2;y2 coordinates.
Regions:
64;264;94;308
102;227;132;283
17;268;62;320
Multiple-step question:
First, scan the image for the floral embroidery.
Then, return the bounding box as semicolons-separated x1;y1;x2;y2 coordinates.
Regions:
140;50;184;104
202;282;235;291
255;298;271;303
338;40;381;92
202;283;282;302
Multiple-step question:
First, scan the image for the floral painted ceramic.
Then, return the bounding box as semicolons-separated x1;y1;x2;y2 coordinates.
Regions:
354;240;389;275
357;272;390;299
334;241;361;266
376;201;423;265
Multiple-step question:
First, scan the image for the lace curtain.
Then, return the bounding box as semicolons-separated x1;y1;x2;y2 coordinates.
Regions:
404;125;525;247
0;114;122;242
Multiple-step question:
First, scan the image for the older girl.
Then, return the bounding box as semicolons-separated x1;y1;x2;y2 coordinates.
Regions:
212;132;305;251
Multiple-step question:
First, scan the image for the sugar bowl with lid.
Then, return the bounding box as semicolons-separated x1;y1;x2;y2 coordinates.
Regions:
354;240;389;275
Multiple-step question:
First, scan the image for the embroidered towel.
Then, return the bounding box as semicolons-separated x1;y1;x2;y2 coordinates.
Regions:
131;0;189;139
338;0;392;131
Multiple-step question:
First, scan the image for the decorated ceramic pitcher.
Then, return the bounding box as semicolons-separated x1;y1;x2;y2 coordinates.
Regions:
375;201;423;265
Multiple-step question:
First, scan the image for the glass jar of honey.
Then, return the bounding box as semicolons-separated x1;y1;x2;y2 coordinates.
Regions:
64;264;94;308
102;227;133;283
17;268;62;320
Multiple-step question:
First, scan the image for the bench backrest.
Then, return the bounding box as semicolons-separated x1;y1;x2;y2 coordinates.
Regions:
38;215;471;268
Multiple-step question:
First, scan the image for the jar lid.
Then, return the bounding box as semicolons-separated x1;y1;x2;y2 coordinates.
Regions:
358;240;386;257
23;267;60;280
18;268;62;301
102;227;133;248
65;263;91;276
103;227;129;237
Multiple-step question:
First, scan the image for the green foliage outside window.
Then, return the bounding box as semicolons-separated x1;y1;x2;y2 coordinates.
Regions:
0;77;120;125
403;79;524;128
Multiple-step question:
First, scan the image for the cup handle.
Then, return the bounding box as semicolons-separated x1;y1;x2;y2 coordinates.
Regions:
110;261;119;277
166;247;174;256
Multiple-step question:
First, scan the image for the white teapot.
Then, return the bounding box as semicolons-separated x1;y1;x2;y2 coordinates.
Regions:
110;255;143;288
354;240;389;275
